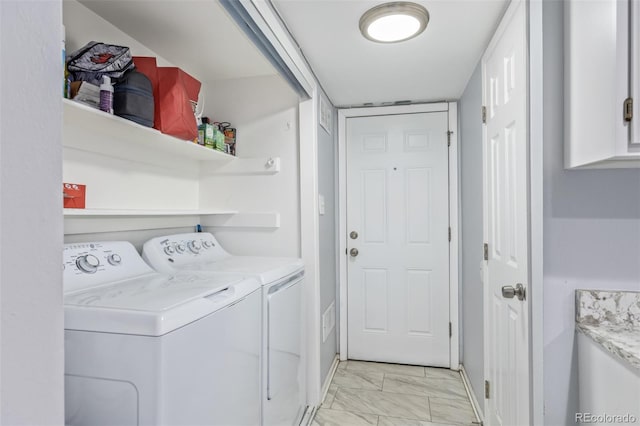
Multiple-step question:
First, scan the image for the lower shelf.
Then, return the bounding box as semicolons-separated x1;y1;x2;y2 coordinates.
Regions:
63;209;280;234
63;209;237;217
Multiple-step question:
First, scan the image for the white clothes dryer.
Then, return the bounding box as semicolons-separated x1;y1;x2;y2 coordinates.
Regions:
63;241;262;426
142;233;306;426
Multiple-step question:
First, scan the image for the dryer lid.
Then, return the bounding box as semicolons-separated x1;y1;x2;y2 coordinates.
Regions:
171;256;304;285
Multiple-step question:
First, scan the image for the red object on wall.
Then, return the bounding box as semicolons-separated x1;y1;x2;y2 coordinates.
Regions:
156;67;201;141
132;56;161;131
63;183;86;209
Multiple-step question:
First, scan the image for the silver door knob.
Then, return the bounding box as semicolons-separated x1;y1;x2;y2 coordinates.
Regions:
501;283;526;301
350;231;359;240
350;248;359;257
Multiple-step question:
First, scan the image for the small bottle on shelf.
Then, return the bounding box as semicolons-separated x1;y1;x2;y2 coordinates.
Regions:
99;76;114;114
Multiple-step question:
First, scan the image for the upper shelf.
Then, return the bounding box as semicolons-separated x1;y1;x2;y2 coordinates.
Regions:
63;99;236;165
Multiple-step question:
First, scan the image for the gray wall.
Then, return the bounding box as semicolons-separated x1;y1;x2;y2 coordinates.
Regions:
543;2;640;425
458;64;485;406
1;1;65;423
318;92;338;383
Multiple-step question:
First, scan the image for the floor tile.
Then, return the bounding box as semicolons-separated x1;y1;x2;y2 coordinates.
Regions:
332;368;384;390
378;416;471;426
312;408;378;426
424;367;462;382
322;384;338;407
332;387;431;421
429;397;476;425
383;374;468;400
346;360;425;377
337;361;348;370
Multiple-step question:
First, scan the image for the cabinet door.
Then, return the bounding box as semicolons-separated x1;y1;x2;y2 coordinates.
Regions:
565;0;640;168
632;0;640;149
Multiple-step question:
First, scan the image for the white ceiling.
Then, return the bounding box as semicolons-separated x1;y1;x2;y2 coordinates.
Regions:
77;0;276;83
273;0;508;106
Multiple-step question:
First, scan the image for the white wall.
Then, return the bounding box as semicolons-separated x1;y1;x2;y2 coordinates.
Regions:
543;2;640;425
0;1;64;423
199;75;300;257
458;63;484;406
317;91;337;383
63;0;201;212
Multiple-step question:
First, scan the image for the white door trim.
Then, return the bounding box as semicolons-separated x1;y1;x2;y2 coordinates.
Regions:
528;0;545;423
337;102;460;369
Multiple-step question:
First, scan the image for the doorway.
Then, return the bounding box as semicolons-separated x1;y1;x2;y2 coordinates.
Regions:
338;103;459;369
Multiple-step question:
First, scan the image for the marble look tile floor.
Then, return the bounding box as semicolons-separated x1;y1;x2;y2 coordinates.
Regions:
312;361;478;426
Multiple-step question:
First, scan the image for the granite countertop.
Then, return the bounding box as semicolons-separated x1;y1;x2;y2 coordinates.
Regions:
575;289;640;371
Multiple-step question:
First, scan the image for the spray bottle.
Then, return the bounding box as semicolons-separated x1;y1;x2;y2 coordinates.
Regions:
99;76;113;114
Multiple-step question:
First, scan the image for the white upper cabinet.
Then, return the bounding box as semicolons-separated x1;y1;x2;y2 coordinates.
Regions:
565;0;640;168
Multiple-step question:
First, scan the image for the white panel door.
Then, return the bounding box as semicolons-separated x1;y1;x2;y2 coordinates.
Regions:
482;0;530;425
346;112;450;367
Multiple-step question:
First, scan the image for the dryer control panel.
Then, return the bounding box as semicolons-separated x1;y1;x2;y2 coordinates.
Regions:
142;232;230;274
63;241;154;294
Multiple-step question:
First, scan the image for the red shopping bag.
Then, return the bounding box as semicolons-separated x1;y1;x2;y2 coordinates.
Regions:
156;67;201;141
132;56;161;130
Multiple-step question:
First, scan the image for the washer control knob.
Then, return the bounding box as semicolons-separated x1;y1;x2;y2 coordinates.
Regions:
76;254;100;273
107;253;122;266
203;241;214;249
188;240;202;253
176;243;186;254
164;246;175;256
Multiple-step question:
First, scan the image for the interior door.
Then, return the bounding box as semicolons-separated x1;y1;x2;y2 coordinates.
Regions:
482;0;530;425
346;112;450;367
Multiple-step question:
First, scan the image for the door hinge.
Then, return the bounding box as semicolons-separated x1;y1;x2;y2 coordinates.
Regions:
482;106;487;124
485;380;490;399
624;97;633;122
483;243;489;261
448;227;451;242
447;130;453;147
449;322;452;337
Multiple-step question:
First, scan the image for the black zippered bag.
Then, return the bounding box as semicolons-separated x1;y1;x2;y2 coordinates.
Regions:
114;70;154;128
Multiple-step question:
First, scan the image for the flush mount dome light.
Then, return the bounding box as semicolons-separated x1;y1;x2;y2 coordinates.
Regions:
359;2;429;43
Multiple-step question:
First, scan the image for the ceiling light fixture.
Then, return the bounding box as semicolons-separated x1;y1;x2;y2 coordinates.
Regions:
359;2;429;43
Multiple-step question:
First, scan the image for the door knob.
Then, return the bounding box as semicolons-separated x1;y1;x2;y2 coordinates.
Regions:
501;283;526;301
349;248;359;257
350;231;359;240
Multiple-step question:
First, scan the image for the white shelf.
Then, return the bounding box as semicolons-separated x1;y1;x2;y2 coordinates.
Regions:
64;209;238;235
64;208;237;217
63;99;236;165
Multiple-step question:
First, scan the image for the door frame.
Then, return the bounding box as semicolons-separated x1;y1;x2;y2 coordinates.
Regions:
337;102;460;370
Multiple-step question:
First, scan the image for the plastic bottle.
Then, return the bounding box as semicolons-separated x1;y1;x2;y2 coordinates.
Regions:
99;76;113;114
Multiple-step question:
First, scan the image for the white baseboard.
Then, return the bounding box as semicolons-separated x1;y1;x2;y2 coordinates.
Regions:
320;355;340;403
302;355;340;425
460;364;484;425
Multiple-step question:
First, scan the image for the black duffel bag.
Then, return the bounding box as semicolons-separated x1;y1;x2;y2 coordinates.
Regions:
113;70;154;128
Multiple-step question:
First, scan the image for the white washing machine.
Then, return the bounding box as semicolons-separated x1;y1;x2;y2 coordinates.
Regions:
63;241;262;426
142;233;306;426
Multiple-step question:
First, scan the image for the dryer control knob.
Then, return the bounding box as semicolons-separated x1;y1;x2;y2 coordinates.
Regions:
176;243;186;254
164;246;175;256
188;240;202;253
76;254;100;273
107;253;122;266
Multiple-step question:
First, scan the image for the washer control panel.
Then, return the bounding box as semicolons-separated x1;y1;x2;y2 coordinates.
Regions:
64;241;154;294
142;232;229;274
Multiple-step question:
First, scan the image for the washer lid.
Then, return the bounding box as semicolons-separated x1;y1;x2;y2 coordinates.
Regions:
64;272;260;336
172;256;304;285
